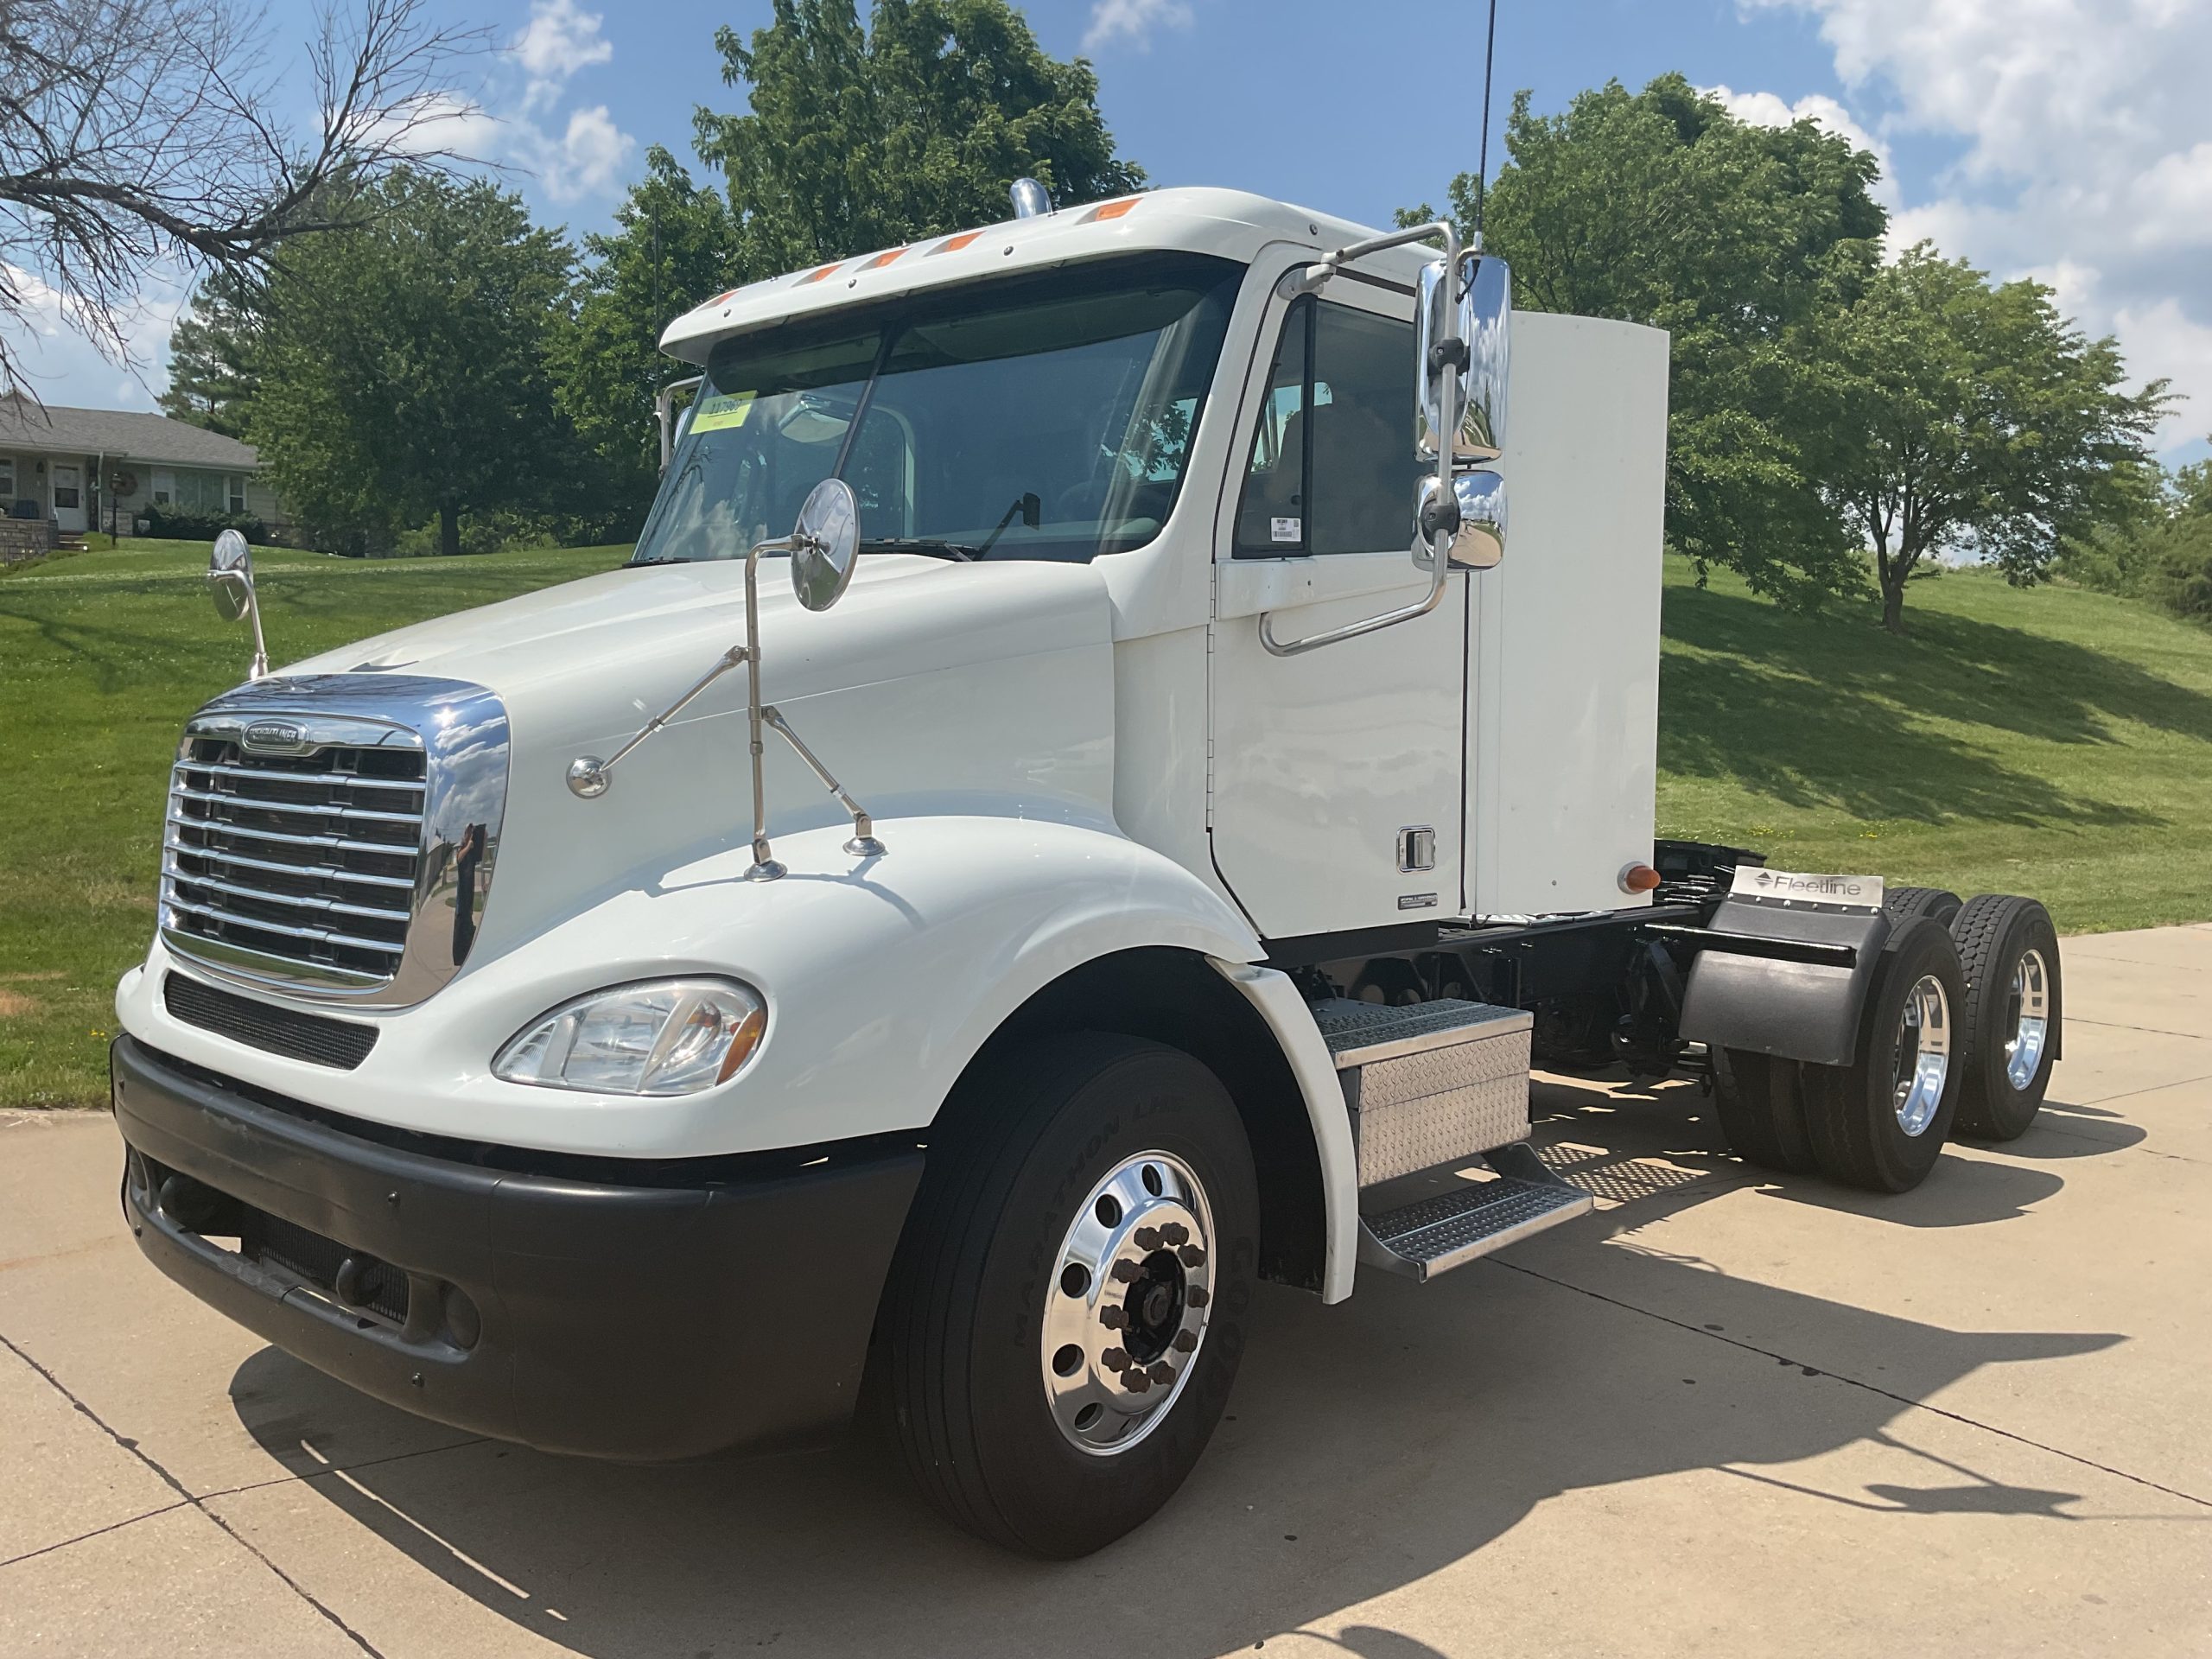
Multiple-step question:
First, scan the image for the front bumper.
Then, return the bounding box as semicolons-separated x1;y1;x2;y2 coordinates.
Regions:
111;1037;922;1460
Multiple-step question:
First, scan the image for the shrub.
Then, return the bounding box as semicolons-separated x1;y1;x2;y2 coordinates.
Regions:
140;504;269;543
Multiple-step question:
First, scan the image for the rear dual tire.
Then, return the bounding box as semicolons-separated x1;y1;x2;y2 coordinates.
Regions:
1948;894;2061;1141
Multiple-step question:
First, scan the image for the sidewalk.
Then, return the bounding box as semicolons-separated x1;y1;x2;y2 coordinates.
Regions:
3;927;2208;1657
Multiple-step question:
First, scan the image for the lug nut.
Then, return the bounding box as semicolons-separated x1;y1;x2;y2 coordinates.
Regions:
1185;1287;1209;1308
1122;1370;1151;1393
1161;1222;1189;1246
1147;1362;1175;1385
1133;1226;1161;1250
1178;1245;1206;1268
1102;1346;1129;1371
1173;1329;1198;1352
1110;1259;1141;1283
1099;1305;1126;1330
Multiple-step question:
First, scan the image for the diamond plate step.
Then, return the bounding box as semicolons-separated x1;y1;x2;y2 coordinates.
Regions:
1357;1143;1593;1282
1311;998;1536;1187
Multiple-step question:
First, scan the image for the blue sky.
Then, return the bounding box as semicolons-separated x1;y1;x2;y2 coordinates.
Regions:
12;0;2209;461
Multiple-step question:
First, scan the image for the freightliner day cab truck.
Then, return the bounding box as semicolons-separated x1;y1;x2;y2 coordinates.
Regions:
112;185;2065;1558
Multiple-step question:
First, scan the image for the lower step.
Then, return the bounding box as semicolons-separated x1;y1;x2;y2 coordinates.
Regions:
1357;1143;1593;1282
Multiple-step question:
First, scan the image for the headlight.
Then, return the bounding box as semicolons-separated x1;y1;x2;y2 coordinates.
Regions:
493;979;767;1095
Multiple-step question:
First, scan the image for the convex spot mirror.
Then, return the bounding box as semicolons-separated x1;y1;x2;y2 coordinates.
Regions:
1420;469;1507;570
208;527;254;620
1416;252;1510;466
790;477;860;612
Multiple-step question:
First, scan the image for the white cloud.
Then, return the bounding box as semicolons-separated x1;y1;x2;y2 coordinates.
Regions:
1707;82;1898;208
513;0;613;111
537;105;634;202
0;261;187;408
1082;0;1193;53
1739;0;2212;452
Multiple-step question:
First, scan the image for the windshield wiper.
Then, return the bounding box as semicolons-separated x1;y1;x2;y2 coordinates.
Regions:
860;537;982;562
629;556;694;565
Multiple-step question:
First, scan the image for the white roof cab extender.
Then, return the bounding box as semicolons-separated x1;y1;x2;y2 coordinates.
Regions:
117;183;2066;1559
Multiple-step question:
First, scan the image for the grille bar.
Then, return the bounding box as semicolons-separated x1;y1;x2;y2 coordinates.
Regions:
165;812;417;860
166;865;415;924
165;893;416;956
178;760;427;793
164;838;417;890
173;783;425;826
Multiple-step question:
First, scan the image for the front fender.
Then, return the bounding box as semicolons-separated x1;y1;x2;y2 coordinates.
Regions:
123;814;1265;1158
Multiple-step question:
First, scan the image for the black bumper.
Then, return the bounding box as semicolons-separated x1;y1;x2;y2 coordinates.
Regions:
111;1037;923;1461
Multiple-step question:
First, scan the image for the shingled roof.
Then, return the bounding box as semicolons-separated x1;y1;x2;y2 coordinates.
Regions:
0;397;257;469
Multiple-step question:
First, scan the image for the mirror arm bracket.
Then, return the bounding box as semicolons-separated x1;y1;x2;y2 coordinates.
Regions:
567;640;753;799
1261;219;1466;658
762;706;885;857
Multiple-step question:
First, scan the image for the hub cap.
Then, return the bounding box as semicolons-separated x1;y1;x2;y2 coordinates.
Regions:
1891;973;1953;1137
2005;949;2050;1091
1040;1150;1214;1457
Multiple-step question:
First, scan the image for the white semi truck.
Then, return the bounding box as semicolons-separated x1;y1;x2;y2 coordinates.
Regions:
112;186;2063;1558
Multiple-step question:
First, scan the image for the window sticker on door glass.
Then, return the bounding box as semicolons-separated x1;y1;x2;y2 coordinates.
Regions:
1271;517;1302;543
690;391;755;433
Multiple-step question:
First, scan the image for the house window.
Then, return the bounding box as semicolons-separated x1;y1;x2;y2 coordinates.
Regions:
0;458;13;504
151;467;174;505
228;475;246;515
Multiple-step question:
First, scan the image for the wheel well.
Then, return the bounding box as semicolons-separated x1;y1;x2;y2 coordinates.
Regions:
950;946;1327;1293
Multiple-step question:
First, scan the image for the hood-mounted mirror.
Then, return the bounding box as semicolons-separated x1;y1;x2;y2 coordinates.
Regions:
790;477;860;613
208;528;270;679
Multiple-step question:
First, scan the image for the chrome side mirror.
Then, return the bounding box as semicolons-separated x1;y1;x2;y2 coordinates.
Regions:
1421;470;1507;570
789;477;860;611
207;528;270;679
1416;252;1510;465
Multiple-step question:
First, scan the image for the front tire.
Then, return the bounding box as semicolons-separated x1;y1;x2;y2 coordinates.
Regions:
1804;917;1967;1192
1949;894;2062;1141
879;1033;1257;1558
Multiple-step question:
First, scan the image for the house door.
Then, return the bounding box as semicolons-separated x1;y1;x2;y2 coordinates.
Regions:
1207;270;1468;944
51;464;85;533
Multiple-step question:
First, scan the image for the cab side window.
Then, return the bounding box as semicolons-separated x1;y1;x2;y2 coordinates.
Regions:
1234;295;1417;557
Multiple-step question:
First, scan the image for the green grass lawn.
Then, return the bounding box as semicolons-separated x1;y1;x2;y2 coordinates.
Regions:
4;540;2210;1109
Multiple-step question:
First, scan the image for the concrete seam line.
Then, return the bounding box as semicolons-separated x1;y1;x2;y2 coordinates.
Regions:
2063;1071;2212;1110
194;1434;493;1507
2066;1016;2212;1043
0;1331;387;1657
1487;1260;2212;1513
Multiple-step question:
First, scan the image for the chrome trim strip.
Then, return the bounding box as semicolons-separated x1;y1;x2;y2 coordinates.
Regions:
164;864;415;924
164;812;417;859
158;924;389;991
175;760;426;793
164;893;409;955
172;785;425;827
162;836;417;890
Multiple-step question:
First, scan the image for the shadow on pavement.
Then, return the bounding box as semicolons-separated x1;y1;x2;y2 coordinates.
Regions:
226;1075;2127;1657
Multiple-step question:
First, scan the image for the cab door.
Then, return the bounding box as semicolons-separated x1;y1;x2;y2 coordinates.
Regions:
1206;270;1468;943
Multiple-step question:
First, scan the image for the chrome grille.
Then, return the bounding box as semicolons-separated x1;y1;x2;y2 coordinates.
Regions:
165;734;428;987
156;676;510;1007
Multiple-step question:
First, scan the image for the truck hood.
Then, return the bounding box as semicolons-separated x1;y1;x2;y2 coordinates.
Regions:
270;552;1122;973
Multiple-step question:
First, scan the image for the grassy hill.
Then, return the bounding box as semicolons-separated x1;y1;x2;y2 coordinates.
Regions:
5;538;2210;1109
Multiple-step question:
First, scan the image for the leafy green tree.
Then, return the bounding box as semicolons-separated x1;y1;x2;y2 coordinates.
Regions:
160;269;263;438
550;146;743;519
1819;245;2169;632
693;0;1145;275
1406;74;1886;606
251;170;580;557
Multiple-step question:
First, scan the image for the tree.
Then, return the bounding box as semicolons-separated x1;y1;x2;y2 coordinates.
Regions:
159;268;262;437
693;0;1144;274
251;171;579;558
1406;74;1887;607
0;0;480;392
1819;245;2169;632
550;147;742;520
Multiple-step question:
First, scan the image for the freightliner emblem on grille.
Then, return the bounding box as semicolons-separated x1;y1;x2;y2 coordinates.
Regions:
241;720;310;753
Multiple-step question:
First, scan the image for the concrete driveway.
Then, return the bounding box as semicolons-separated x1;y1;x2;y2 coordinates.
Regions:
4;927;2209;1658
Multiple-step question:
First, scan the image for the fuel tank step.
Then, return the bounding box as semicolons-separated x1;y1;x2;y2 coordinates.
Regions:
1357;1142;1593;1282
1312;997;1535;1188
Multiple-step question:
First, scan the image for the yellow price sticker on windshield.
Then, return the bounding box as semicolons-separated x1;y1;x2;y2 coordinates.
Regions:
690;391;755;433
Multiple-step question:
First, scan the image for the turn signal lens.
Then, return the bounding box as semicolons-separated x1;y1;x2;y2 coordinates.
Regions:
493;979;767;1096
1618;862;1663;894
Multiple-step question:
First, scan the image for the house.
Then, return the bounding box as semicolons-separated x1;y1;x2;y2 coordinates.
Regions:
0;396;284;562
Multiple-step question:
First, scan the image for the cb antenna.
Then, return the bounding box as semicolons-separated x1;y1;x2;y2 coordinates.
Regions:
1474;0;1499;249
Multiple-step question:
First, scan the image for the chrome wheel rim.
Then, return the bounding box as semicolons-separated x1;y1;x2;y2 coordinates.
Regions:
1040;1150;1214;1458
1891;973;1952;1137
2005;949;2050;1091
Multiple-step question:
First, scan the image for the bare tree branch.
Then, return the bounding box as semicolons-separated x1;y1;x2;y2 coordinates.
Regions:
0;0;488;397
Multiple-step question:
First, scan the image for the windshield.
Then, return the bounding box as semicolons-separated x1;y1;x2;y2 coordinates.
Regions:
631;252;1242;566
